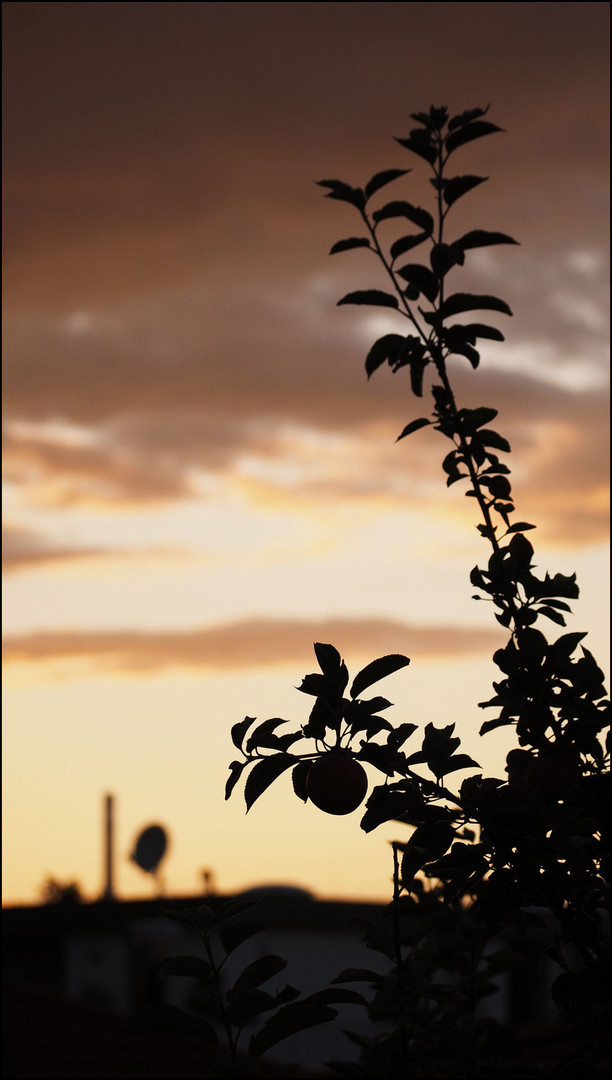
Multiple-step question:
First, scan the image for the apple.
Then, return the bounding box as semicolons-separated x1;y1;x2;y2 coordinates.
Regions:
306;752;368;815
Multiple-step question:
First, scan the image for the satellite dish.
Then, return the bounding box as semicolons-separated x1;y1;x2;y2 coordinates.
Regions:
131;824;168;874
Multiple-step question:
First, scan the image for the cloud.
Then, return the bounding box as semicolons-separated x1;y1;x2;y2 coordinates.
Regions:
2;616;503;674
3;354;608;546
1;523;106;573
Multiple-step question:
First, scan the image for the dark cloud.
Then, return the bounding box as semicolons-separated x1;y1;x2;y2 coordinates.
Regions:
2;3;609;547
2;615;503;672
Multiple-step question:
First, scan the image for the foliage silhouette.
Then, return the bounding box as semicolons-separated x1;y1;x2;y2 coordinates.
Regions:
217;104;609;1076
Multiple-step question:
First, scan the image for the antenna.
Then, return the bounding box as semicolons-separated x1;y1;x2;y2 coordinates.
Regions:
130;824;169;895
102;793;115;901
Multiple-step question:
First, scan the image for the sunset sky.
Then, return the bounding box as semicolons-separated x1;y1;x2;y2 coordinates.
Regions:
3;1;609;907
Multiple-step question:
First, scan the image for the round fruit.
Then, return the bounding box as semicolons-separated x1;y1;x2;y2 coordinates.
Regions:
523;754;580;799
306;753;368;816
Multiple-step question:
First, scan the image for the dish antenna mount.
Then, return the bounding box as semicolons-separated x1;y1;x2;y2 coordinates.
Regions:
130;824;169;893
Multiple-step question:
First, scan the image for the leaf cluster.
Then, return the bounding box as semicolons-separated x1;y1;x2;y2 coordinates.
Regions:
139;897;343;1066
226;644;410;812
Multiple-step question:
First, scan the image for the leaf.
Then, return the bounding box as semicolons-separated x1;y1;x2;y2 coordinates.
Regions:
314;641;342;673
505;522;536;534
480;716;512;735
396;262;439;303
431;753;480;778
231;954;287;993
372;201;434;233
546;631;588;664
158;955;213;980
477;430;511;453
442;175;488;207
456;229;519;251
396;417;431;441
409;353;429;396
329;237;371;255
316;179;366;210
350;654;410;699
217;921;265;956
364;168;410;199
249;1001;336;1058
213;898;259;924
360;780;423;832
456;322;506;342
395;132;437;165
244;754;297;812
292;760;311;802
460;406;499;431
245;717;287;753
448;106;490;132
365;333;405;377
225;760;246;801
445;120;504;154
390;232;429;260
537;606;567;626
231;716;256;750
338;289;399;310
437;293;513;319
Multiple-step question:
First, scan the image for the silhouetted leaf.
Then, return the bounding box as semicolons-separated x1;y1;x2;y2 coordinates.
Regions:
453;322;505;343
396;417;431;441
480;715;511;735
430;242;464;277
505;522;536;533
431;753;480;778
292;760;311;802
249;1001;336;1058
478;430;511;453
395;131;437;165
436;293;513;319
329;237;372;255
372;201;434;233
537;606;567;626
331;968;382;984
456;229;519;251
244;754;297;811
213;898;259;924
231;716;256;750
409;354;429;395
232;954;287;992
390;232;430;260
460;406;499;431
245;718;287;753
442;175;488;206
360;780;423;832
226;760;246;801
396;262;438;302
338;289;399;310
350;654;410;699
317;179;366;210
365;333;405;377
445;121;503;154
365;168;410;199
448;106;490;132
314;641;341;674
218;921;264;956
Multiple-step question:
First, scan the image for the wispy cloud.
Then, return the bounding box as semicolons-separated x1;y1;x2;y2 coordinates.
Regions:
2;616;503;673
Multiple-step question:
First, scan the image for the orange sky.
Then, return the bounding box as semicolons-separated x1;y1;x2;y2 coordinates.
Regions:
2;2;609;906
